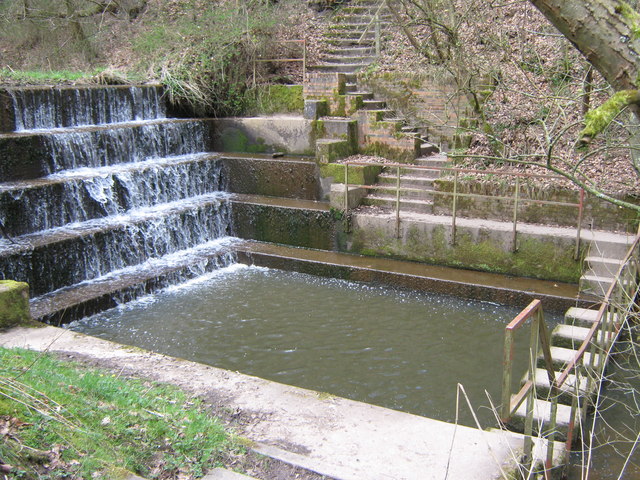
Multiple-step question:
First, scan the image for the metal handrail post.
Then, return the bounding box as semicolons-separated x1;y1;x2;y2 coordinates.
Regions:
396;166;401;238
574;189;585;260
512;177;520;253
501;328;515;421
375;13;381;57
344;163;349;213
302;39;307;83
451;170;458;246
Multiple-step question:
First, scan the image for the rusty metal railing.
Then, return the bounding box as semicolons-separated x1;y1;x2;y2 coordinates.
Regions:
500;230;640;476
252;39;307;85
341;161;586;257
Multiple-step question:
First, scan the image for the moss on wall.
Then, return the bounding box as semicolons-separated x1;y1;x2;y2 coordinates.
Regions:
0;280;36;329
361;142;416;163
319;163;381;184
347;220;582;283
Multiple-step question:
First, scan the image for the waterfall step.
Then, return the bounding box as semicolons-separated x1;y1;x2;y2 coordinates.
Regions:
0;153;224;237
361;195;434;213
31;239;238;325
0;118;213;181
0;193;232;297
0;85;166;133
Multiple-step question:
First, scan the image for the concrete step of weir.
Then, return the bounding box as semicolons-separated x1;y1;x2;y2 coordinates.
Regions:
321;54;376;64
29;243;236;325
509;396;582;441
328;46;375;56
377;173;436;189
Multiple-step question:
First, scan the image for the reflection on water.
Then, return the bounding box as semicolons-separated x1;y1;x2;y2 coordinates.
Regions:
70;264;551;426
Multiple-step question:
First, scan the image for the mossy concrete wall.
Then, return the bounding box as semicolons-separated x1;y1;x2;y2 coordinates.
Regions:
0;280;33;328
220;156;321;200
211;116;315;155
434;179;639;232
344;215;583;283
230;201;337;250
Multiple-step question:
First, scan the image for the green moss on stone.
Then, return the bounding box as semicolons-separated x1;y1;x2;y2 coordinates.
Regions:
246;85;304;114
319;163;381;184
0;280;37;329
346;222;582;283
361;142;415;163
616;2;640;39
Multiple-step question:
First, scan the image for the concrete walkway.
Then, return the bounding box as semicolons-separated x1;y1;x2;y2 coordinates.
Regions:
0;325;564;480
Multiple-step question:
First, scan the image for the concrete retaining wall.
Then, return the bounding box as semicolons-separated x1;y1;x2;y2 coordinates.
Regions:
345;214;584;283
434;179;639;232
211;116;315;155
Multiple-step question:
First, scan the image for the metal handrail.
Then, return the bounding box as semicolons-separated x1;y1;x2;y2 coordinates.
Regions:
341;160;585;255
500;230;640;475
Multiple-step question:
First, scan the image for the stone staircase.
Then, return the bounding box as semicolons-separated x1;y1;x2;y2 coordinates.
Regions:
308;0;439;165
361;152;448;213
579;235;634;296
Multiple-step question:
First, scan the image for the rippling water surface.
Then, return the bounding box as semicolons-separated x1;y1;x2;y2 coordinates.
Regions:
70;265;554;426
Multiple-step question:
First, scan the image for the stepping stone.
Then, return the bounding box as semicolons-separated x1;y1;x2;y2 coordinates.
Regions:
509;396;581;441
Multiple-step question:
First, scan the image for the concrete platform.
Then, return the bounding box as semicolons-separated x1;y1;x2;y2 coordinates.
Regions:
0;325;565;480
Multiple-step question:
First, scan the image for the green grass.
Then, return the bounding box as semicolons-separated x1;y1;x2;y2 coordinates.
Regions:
0;68;107;84
0;347;237;479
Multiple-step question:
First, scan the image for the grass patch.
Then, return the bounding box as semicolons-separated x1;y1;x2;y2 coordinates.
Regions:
0;347;238;479
0;68;105;85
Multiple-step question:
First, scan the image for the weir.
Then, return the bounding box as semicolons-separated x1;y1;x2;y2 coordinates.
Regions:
1;83;633;479
0;85;237;319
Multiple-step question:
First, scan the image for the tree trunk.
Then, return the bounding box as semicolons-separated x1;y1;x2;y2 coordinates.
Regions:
528;0;640;91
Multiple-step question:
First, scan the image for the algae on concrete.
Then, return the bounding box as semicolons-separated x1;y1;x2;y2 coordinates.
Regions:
0;280;36;328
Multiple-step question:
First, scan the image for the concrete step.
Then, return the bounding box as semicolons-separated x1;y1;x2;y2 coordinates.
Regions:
527;367;593;405
536;345;601;371
579;273;615;297
509;396;581;441
564;307;600;328
363;194;434;213
321;54;376;64
377;173;435;189
584;255;625;277
420;143;440;156
325;37;376;47
587;236;635;259
362;100;386;110
393;165;441;179
325;30;376;40
327;46;376;56
415;155;449;168
310;63;369;73
551;324;609;350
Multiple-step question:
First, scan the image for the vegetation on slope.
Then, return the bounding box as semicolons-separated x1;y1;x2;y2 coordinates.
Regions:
0;347;236;479
0;0;318;116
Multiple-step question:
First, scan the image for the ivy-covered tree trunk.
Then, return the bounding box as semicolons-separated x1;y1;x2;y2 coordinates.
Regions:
528;0;640;92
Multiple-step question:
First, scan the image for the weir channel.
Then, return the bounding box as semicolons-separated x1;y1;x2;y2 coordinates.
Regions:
1;84;631;478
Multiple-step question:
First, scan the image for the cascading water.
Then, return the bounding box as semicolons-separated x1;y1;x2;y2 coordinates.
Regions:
0;85;237;322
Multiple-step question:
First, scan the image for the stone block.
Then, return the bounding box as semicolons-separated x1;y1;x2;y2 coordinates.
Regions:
315;139;353;163
304;99;328;120
330;183;367;210
0;280;33;328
